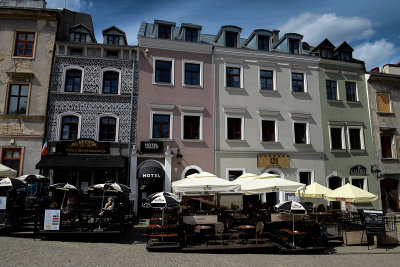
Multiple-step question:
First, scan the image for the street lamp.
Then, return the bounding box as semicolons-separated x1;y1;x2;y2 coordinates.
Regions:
371;164;381;178
176;149;183;165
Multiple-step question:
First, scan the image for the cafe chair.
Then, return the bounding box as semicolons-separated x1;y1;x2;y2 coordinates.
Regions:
214;222;225;245
226;221;240;243
255;221;264;244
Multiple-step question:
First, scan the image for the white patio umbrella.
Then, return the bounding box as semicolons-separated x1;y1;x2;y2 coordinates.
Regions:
231;173;259;186
0;163;17;177
325;183;378;203
295;182;333;199
241;173;306;195
172;172;240;193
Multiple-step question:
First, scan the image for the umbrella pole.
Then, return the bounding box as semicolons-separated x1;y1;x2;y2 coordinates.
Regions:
61;190;67;210
292;213;295;246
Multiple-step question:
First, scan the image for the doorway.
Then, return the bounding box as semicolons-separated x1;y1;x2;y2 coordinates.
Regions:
380;178;399;212
328;176;343;209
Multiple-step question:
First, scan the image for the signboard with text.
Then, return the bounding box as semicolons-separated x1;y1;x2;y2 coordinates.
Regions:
44;209;61;231
364;210;385;236
140;141;163;153
257;154;290;168
62;139;109;154
350;165;367;176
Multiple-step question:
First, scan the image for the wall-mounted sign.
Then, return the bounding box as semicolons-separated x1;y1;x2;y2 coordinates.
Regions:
257;154;290;168
44;209;61;231
140;141;163;153
62;139;109;154
350;165;367;176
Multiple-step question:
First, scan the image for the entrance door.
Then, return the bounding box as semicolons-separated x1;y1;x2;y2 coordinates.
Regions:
137;178;164;217
380;178;399;212
328;176;343;209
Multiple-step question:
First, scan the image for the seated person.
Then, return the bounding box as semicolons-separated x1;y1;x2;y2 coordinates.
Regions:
317;204;326;212
100;197;114;215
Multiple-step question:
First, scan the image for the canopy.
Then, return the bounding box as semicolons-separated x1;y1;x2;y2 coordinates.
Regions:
231;173;259;186
142;192;181;208
325;183;378;203
241;173;306;195
0;163;17;177
295;182;333;198
172;172;240;193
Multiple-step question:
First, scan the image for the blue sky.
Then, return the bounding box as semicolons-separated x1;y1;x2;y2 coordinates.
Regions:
47;0;400;69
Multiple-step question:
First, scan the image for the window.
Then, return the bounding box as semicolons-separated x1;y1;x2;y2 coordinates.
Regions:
99;117;116;141
289;39;299;54
155;60;173;84
339;51;351;61
107;35;120;45
377;93;391;113
348;127;364;150
227;169;244;181
184;63;200;86
70;48;83;56
182;114;201;140
329;126;345;149
65;69;82;92
260;70;274;90
106;50;119;58
152;113;171;139
225;31;237;48
345;82;357;101
14;32;35;57
227;117;243;140
381;134;395;159
291;72;304;92
294;122;308;144
74;33;87;43
351;178;366;190
258;35;269;51
61;116;79;140
321;48;333;59
185;28;198;42
326;80;338;100
102;71;119;94
299;171;313;186
7;84;28;115
226;67;241;88
158;25;171;39
1;148;21;174
261;120;276;142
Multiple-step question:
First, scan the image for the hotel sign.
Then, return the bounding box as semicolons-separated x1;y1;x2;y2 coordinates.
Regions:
140;141;163;153
257;154;290;168
63;139;109;154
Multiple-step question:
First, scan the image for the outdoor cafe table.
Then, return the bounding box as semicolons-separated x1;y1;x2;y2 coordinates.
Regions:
236;225;255;242
194;225;212;245
280;228;307;248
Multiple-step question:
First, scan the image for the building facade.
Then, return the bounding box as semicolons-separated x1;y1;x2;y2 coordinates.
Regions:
134;20;213;214
37;10;138;189
0;2;57;176
367;64;400;212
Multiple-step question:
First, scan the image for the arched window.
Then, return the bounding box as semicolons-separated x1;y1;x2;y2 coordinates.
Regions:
99;116;117;141
102;71;119;94
61;115;79;140
65;69;82;92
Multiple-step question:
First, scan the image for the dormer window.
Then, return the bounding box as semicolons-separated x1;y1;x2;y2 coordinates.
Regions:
158;25;171;39
107;35;120;45
340;51;352;61
321;48;333;59
74;33;87;43
226;31;237;48
289;39;299;54
258;35;269;51
185;28;198;42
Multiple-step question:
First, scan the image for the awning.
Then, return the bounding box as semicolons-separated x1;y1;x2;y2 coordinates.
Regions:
138;161;164;179
36;155;127;169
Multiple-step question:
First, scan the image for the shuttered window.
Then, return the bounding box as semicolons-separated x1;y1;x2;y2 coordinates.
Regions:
377;94;391;113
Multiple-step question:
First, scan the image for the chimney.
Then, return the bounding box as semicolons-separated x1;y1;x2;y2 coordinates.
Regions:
272;30;280;44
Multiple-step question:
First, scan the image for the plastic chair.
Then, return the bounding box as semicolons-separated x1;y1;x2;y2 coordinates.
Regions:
214;222;224;245
255;221;264;244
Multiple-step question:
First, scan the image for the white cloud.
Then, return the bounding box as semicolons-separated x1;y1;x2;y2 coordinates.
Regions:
47;0;93;11
280;12;375;46
354;39;397;69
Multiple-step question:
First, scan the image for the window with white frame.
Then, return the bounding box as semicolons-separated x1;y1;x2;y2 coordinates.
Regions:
260;119;277;142
345;82;358;102
64;67;83;92
326;80;338;100
98;115;118;142
226;115;244;140
60;115;79;140
151;111;173;139
226;168;245;181
293;121;309;144
182;60;202;87
153;57;174;85
181;113;202;140
350;177;367;190
225;64;243;88
101;68;121;94
347;126;364;150
381;133;396;159
329;125;345;149
290;70;307;92
298;170;314;186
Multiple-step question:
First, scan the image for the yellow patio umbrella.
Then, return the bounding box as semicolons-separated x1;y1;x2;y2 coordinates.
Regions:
325;183;378;203
295;182;333;198
231;173;258;186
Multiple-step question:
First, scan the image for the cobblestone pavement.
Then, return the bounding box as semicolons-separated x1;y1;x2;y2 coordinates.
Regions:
0;226;399;267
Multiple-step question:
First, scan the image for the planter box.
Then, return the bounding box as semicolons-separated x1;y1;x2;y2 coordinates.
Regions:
343;230;368;245
271;213;303;222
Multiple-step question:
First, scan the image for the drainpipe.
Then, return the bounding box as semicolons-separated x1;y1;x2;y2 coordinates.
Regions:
127;49;136;187
212;45;216;174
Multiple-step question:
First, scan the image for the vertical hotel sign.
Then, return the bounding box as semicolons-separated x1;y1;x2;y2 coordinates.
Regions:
257;155;290;168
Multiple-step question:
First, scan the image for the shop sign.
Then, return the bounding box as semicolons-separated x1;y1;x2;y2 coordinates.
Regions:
364;210;385;236
44;209;61;231
257;154;290;168
140;141;163;153
63;138;109;154
350;165;367;176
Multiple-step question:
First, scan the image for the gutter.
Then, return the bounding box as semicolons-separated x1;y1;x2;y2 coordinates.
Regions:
212;45;216;174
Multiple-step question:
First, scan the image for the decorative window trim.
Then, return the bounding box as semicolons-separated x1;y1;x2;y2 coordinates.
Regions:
259;117;279;142
258;66;277;91
347;125;365;150
181;112;203;141
226;168;245;181
328;125;346;150
56;111;82;141
326;80;339;100
297;169;315;185
99;67;121;95
182;59;203;88
63;65;84;93
181;165;203;179
96;113;119;142
12;31;37;58
225;114;245;141
224;63;243;89
349;176;368;191
292;119;310;144
153;57;175;85
150;110;173;140
345;81;359;102
289;69;307;93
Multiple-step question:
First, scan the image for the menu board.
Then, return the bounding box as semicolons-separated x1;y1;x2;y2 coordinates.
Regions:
364;210;385;236
44;209;61;231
